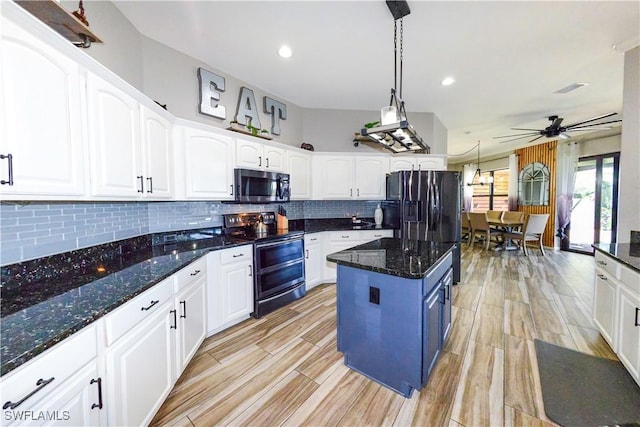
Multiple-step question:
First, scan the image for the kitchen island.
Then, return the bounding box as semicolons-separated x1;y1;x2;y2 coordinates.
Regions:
326;237;455;397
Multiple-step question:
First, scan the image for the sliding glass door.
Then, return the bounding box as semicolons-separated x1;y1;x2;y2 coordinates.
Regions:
567;153;619;253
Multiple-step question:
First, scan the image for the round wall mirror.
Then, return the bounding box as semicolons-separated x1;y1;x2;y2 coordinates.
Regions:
518;162;550;206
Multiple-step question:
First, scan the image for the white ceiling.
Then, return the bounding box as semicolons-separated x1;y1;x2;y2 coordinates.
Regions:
113;1;639;161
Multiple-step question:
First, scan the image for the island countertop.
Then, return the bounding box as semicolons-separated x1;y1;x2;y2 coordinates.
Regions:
592;243;640;273
326;237;455;279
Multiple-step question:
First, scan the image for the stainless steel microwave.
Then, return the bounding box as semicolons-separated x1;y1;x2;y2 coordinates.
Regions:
233;168;290;203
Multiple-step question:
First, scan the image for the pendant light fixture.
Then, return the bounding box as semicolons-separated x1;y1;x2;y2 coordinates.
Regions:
360;1;430;154
467;141;493;186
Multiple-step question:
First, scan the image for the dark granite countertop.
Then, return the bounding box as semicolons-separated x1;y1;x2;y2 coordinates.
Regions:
0;219;399;377
326;238;455;279
0;231;249;377
592;243;640;273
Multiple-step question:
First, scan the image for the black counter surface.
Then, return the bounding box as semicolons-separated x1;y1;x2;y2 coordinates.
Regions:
592;243;640;273
326;238;455;279
0;219;397;377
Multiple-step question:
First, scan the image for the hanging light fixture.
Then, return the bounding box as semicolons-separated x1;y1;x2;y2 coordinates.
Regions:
467;141;493;186
360;1;430;154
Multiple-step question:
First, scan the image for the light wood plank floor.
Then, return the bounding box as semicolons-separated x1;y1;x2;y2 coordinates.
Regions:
151;246;615;427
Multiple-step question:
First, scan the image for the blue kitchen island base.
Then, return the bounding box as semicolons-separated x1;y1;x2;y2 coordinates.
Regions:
329;238;454;398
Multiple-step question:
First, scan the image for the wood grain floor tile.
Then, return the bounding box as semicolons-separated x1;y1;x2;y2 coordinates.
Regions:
567;324;618;359
504;299;536;340
553;294;597;330
529;296;571;336
534;329;576;350
336;380;405;427
505;278;530;303
295;337;343;385
391;391;421;427
453;282;482;311
470;303;504;349
301;312;336;347
481;278;505;307
226;371;319;427
504;404;558;427
443;306;475;356
504;335;540;418
450;340;504;427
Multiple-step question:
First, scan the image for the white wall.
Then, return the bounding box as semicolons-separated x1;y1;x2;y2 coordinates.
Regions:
617;46;640;242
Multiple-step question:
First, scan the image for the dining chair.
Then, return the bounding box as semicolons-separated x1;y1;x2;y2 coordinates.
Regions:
503;213;549;256
502;211;525;231
486;210;504;222
461;212;471;245
469;212;503;250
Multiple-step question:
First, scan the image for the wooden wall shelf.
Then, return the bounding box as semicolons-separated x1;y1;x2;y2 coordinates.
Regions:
15;0;102;48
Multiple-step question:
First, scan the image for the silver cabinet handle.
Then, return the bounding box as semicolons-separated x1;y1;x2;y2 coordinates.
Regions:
190;269;201;276
3;377;55;409
597;260;607;266
305;249;309;259
146;177;153;193
141;300;159;311
266;158;270;168
597;274;608;281
357;188;360;197
230;185;234;195
248;265;252;277
350;188;353;196
0;154;13;185
90;378;103;410
232;253;244;258
170;309;177;329
258;156;262;167
180;301;187;319
341;235;350;239
137;175;144;193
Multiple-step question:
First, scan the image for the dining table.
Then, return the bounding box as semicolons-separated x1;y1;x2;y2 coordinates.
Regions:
488;218;524;251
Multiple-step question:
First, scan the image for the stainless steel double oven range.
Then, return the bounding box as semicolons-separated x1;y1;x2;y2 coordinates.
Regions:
223;212;305;318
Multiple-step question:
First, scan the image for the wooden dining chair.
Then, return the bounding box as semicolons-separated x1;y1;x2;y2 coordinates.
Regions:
469;212;503;250
503;213;549;256
502;211;525;231
461;212;471;245
486;210;504;222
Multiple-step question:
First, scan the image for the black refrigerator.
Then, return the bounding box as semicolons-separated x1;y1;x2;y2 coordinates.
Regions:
382;170;462;283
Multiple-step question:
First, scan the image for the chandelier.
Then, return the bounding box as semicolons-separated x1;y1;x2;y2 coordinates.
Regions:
467;141;493;186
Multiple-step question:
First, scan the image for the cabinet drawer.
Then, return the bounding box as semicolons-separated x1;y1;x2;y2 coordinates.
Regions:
104;277;173;346
620;264;640;294
220;245;253;265
328;231;360;242
304;233;322;245
595;251;619;278
174;257;206;292
0;325;97;412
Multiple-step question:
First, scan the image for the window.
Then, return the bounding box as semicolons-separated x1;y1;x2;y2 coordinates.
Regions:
472;169;509;211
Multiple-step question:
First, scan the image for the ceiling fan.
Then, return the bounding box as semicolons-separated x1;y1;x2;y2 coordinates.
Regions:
494;112;622;144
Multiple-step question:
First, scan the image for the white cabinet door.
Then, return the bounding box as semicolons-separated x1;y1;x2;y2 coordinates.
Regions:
416;156;446;171
389;158;416;172
617;285;640;383
35;364;102;427
220;257;254;324
287;150;312;200
175;275;207;375
104;301;174;427
316;156;354;199
360;229;394;243
180;126;235;200
141;106;173;199
304;233;323;289
324;231;361;282
0;18;86;198
87;73;142;198
236;138;286;172
354;156;388;199
593;270;617;346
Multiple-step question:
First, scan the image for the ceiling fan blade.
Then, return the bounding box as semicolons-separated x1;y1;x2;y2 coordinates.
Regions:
511;128;543;131
498;134;539;144
550;117;564;129
493;132;539;139
567;127;616;132
527;135;544;143
565;112;618;128
565;119;622;129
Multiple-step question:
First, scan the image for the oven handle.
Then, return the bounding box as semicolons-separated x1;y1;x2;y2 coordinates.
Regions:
254;235;303;250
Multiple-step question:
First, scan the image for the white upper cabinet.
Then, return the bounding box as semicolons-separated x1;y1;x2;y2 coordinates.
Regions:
286;149;312;200
140;106;174;199
86;72;142;198
175;125;235;200
390;155;447;172
0;17;87;198
236;138;285;172
314;154;388;200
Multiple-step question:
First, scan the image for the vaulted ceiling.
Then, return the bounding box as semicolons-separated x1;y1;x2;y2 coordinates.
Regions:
113;1;639;161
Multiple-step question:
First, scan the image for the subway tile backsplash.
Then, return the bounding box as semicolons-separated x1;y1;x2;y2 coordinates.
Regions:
0;199;383;265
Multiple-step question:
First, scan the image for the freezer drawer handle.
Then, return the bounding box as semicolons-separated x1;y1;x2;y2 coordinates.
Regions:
0;154;13;186
90;378;103;409
3;377;55;409
141;300;159;311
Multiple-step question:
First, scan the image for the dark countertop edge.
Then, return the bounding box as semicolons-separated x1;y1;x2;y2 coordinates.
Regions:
592;244;640;274
327;240;455;280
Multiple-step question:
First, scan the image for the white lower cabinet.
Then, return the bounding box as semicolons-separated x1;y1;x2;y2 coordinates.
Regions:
207;245;254;335
592;251;640;386
104;295;174;427
304;233;323;290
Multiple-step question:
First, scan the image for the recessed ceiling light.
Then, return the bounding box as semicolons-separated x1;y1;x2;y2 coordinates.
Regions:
278;45;292;58
441;76;455;86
